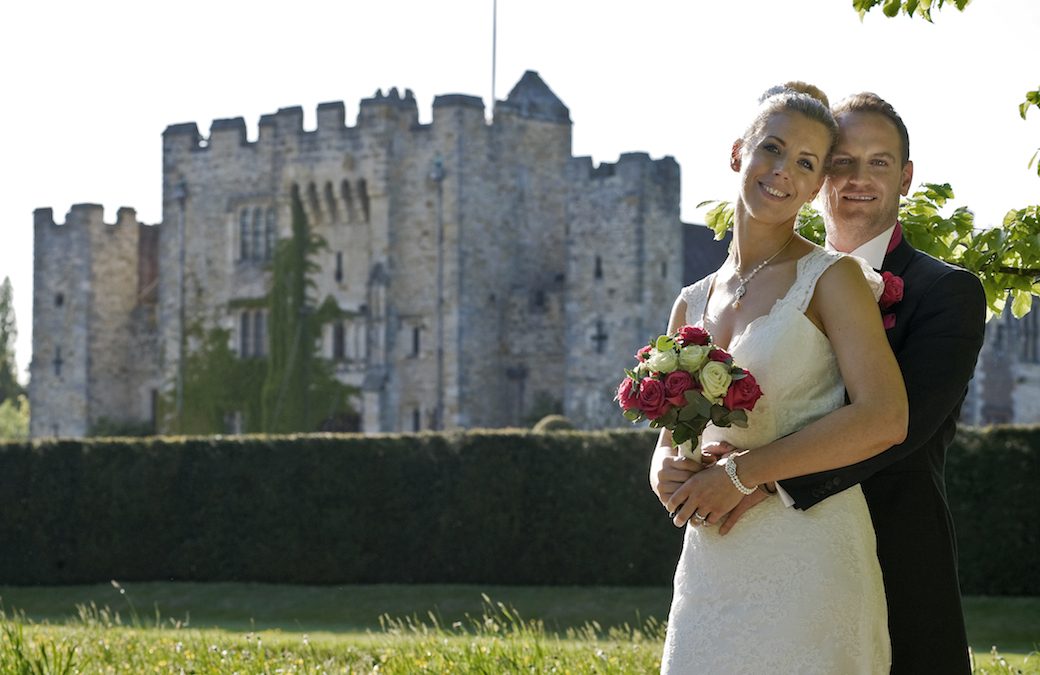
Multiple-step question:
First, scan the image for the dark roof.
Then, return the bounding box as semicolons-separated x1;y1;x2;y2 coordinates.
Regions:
496;70;570;124
683;223;730;286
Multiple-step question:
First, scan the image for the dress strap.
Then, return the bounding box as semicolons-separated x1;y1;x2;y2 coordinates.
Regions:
678;275;714;327
787;248;847;313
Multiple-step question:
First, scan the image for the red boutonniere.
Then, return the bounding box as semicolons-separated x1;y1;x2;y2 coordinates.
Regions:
879;271;904;330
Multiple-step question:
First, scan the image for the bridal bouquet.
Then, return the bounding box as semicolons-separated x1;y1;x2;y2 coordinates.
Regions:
614;325;763;461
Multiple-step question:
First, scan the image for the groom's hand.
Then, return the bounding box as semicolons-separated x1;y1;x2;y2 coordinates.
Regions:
718;489;770;535
650;445;705;511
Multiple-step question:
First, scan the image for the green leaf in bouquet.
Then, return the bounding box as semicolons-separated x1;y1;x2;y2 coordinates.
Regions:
730;368;747;380
727;409;749;428
622;409;642;423
659;408;679;428
655;335;676;352
710;404;731;427
677;403;705;424
684;390;713;418
671;425;692;445
624;368;639;382
648;419;663;429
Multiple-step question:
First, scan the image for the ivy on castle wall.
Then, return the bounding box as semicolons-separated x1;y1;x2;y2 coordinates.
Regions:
261;185;354;433
161;185;355;435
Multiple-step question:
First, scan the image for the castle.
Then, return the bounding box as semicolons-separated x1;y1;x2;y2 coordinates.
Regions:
30;72;694;436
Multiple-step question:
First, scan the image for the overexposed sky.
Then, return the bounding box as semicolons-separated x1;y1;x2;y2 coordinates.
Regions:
2;0;1038;382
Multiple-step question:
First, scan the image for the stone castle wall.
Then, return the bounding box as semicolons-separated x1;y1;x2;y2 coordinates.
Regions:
31;71;687;436
30;205;159;436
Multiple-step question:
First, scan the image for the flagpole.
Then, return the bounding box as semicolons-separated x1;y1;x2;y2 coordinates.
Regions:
491;0;497;121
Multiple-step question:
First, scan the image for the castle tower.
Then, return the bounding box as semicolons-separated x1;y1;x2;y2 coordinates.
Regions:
30;205;159;437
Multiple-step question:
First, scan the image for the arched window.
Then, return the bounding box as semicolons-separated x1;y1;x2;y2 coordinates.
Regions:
333;321;345;360
251;208;263;261
324;182;339;222
358;179;370;223
253;311;266;357
239;209;251;260
264;208;276;260
307;182;322;224
240;311;252;357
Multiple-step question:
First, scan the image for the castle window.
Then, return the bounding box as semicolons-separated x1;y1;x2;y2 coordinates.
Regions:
264;208;276;260
358;179;370;223
661;261;668;278
591;319;609;354
253;310;266;357
413;407;421;432
240;311;252;356
333;321;346;360
307;182;323;224
412;326;421;357
341;180;356;223
594;256;603;280
53;347;64;377
335;252;344;283
324;182;339;222
239;209;251;260
251;208;263;261
54;293;64;307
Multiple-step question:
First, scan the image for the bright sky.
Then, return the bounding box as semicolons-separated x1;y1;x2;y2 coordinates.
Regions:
2;0;1038;383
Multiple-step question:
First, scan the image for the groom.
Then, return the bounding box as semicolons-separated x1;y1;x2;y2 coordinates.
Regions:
653;93;986;675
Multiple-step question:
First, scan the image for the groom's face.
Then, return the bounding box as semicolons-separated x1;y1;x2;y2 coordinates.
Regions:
821;111;913;247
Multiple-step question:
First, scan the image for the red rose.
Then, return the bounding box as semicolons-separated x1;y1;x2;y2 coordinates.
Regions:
635;345;652;362
663;370;694;407
882;313;896;330
616;378;640;410
637;377;669;420
723;370;763;412
677;325;710;347
879;272;904;310
708;348;731;363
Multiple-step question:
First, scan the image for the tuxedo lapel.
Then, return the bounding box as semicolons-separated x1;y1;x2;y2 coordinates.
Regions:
880;239;916;347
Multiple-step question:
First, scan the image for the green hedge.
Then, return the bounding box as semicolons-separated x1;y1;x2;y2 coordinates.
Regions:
0;428;1035;593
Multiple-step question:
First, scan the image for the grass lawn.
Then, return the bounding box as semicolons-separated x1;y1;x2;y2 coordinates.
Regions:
0;583;1036;672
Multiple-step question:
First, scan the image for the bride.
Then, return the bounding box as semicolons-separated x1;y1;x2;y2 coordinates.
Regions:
652;83;906;674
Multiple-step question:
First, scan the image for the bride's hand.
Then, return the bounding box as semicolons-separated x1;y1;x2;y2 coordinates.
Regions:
650;445;707;512
666;461;747;528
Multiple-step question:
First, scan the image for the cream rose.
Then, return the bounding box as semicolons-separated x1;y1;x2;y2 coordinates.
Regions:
700;360;733;400
678;345;710;372
647;348;678;373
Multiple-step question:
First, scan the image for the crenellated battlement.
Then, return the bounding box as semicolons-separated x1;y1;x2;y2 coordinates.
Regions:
33;201;148;229
570;153;680;184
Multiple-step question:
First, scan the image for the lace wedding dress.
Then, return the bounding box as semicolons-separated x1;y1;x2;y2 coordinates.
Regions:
660;248;891;674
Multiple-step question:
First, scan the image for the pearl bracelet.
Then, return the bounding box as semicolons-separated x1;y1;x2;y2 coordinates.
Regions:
719;455;757;495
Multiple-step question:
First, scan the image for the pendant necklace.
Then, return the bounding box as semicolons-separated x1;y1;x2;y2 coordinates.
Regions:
732;231;797;310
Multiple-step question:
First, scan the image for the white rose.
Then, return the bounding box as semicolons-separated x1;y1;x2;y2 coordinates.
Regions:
678;345;709;372
699;361;733;400
647;348;678;373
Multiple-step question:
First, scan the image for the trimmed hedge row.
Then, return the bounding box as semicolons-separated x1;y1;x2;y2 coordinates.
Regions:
0;427;1036;593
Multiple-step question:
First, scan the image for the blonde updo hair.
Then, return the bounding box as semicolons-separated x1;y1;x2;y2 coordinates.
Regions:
740;81;838;155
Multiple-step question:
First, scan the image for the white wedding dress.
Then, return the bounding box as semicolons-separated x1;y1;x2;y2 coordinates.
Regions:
661;248;891;674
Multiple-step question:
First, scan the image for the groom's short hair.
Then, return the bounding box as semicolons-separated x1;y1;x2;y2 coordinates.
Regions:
833;93;910;167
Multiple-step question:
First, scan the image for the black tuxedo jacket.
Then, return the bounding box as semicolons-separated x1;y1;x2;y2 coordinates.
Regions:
779;237;986;675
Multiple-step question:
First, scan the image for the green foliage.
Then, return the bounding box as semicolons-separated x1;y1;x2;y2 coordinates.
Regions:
0;393;29;440
163;185;354;435
261;185;353;433
531;414;574;432
1022;88;1040;177
853;0;972;22
0;276;24;406
0;428;1035;595
162;325;267;435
